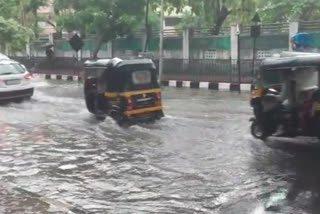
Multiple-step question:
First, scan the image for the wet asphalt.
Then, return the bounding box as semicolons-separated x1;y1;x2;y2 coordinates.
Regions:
1;79;320;214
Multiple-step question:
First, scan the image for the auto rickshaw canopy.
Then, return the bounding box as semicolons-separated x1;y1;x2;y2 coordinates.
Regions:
260;52;320;71
84;57;159;93
84;57;156;70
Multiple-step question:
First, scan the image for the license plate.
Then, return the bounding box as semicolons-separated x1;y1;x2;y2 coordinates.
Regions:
137;97;152;102
5;79;21;85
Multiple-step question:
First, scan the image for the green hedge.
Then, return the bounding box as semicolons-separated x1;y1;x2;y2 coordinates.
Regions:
114;37;142;51
148;37;182;51
55;39;108;51
190;36;231;50
309;32;320;48
240;34;289;50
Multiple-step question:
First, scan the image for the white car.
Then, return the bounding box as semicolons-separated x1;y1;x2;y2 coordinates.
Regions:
0;59;34;102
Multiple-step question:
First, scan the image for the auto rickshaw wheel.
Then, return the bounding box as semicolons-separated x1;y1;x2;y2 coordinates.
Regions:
316;119;320;140
95;113;106;121
251;119;267;140
156;111;165;120
85;91;96;114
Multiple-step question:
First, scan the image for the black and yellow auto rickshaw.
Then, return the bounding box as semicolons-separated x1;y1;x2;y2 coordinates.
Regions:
84;57;164;124
250;52;320;140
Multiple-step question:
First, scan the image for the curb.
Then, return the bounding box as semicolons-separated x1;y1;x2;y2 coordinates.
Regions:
34;74;252;92
162;80;252;92
34;73;82;82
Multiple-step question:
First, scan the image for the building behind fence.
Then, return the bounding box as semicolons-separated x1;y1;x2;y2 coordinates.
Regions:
10;20;320;84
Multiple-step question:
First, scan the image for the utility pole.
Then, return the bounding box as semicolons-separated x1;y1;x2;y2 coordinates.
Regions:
251;13;261;78
159;0;164;84
236;24;241;94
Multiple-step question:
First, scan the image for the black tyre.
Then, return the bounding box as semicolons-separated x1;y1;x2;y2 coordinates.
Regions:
85;91;96;114
251;120;267;140
316;119;320;140
84;78;97;114
13;98;24;103
110;110;125;122
25;96;32;101
156;111;165;120
95;113;106;121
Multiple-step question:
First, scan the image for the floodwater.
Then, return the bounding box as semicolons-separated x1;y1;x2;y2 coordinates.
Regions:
0;79;320;213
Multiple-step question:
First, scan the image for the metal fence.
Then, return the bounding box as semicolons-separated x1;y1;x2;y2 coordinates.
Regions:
159;59;257;83
12;57;86;76
299;21;320;32
12;57;257;84
240;22;290;35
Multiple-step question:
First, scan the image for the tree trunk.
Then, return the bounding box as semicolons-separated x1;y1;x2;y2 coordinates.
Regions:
33;10;38;38
212;6;230;35
144;0;150;52
93;35;105;59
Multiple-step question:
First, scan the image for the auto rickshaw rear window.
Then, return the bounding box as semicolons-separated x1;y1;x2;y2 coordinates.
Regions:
132;70;152;85
261;70;284;86
119;64;159;90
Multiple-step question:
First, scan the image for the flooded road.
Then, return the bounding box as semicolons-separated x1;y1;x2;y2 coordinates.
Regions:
1;79;320;213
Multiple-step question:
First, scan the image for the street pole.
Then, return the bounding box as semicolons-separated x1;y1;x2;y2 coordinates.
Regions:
237;26;241;94
250;13;261;79
159;0;164;84
252;37;256;77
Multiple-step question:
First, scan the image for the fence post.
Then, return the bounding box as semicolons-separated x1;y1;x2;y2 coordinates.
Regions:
230;25;239;62
107;41;113;58
182;28;190;80
142;29;147;53
182;28;190;60
289;22;299;51
230;25;239;85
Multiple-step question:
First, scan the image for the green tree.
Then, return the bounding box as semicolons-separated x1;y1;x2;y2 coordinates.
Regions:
257;0;320;22
142;0;165;52
24;0;47;38
174;0;257;34
141;0;187;51
0;0;48;37
0;0;36;51
0;0;20;19
55;0;146;58
0;16;33;52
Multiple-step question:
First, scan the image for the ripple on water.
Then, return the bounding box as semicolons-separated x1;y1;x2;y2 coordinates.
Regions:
59;164;78;170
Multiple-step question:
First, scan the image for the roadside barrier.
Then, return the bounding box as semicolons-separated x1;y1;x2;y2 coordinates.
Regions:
34;73;251;92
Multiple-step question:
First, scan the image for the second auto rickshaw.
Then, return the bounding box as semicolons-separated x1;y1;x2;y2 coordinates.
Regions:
84;57;164;124
250;52;320;140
